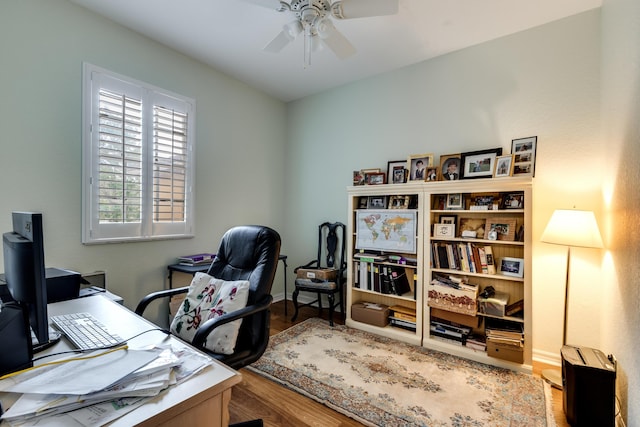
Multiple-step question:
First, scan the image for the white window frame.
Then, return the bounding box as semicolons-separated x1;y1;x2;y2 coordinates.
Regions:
82;63;195;244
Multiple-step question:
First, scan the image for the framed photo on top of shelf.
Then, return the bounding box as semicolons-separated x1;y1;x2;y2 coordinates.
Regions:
387;160;407;184
367;172;386;185
494;155;514;178
407;153;434;181
484;217;517;241
511;136;537;177
445;193;463;209
355;209;417;253
499;257;524;277
425;167;439;182
367;196;387;209
460;148;503;179
389;195;410;209
353;170;365;185
439;154;461;181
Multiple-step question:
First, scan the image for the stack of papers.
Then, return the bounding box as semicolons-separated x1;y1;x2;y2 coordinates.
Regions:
0;345;213;427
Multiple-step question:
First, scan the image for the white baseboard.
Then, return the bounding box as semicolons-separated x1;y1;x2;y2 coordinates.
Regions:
532;348;561;367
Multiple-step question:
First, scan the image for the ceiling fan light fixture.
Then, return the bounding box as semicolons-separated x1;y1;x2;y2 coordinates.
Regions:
284;20;303;39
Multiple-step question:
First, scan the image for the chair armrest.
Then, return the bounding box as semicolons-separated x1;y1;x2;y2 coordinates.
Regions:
293;260;318;273
135;286;189;316
192;294;273;348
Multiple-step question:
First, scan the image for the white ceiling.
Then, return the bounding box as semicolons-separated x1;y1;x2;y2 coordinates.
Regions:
69;0;602;102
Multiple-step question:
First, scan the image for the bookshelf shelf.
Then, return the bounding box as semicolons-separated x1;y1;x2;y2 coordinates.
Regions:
430;268;525;282
346;177;532;372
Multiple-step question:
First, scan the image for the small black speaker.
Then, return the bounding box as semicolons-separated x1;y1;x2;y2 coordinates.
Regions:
0;301;33;377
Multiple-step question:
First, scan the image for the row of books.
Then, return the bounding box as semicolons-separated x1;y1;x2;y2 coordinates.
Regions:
354;261;413;297
431;242;496;274
177;253;215;266
389;305;417;331
485;320;524;348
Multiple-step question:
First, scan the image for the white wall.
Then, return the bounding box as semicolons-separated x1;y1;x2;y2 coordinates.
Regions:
601;0;640;423
0;0;287;317
285;10;603;363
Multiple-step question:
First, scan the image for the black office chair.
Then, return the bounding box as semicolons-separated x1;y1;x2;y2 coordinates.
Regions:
291;222;346;327
135;225;281;370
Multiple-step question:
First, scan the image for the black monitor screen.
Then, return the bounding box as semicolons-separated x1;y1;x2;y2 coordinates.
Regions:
2;212;48;347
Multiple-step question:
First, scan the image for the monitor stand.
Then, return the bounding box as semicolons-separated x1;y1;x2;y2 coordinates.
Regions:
31;328;62;353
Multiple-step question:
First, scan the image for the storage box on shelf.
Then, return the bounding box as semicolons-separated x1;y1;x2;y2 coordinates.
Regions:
346;178;531;372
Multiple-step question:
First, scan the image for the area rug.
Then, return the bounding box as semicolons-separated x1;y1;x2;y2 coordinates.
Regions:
247;318;555;427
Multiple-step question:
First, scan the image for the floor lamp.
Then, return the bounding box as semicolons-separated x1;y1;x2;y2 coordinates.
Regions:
540;209;604;389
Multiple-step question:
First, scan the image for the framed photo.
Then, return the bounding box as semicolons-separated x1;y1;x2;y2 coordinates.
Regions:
499;257;524;278
511;136;537;177
439;154;461;181
407;153;434;181
387;160;407;184
358;197;368;209
367;172;386;185
502;192;524;209
362;168;381;185
484;217;517;241
356;209;417;253
461;148;503;179
425;166;439;182
353;170;365;185
494;155;514;178
459;217;486;238
439;215;457;225
433;223;455;238
367;196;387;209
445;193;463;209
389;195;410;209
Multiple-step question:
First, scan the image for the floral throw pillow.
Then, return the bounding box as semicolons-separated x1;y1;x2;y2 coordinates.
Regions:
170;272;250;355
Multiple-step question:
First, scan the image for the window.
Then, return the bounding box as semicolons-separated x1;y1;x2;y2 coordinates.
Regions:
82;63;195;244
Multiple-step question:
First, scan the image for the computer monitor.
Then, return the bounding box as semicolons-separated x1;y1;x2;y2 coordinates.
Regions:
2;212;49;348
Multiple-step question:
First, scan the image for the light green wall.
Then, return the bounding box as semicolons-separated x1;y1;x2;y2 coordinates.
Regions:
601;0;640;422
0;0;287;317
286;9;603;363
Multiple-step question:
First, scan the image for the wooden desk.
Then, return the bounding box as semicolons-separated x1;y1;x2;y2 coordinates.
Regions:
0;295;241;427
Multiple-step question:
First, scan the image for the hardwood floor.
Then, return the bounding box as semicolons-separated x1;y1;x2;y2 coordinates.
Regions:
229;301;568;426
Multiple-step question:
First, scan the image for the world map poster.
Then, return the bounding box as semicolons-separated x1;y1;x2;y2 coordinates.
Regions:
355;209;417;254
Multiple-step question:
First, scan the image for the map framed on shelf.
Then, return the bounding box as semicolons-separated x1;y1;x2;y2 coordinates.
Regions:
355;209;417;254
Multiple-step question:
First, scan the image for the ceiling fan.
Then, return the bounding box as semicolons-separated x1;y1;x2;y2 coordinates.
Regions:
242;0;400;66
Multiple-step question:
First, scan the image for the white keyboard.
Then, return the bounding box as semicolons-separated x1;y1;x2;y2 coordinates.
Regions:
50;312;124;350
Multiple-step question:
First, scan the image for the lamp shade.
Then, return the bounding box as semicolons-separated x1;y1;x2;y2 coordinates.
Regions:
541;209;604;248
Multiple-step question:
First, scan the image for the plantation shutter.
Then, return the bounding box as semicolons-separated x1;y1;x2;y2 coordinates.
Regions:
98;89;143;224
153;105;187;223
83;64;195;244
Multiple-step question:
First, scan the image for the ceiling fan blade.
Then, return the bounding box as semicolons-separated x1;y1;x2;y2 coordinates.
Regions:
264;20;302;52
264;30;294;53
240;0;284;10
332;0;399;19
317;20;356;59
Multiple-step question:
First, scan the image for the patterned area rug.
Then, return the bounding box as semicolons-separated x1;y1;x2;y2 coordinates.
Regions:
248;318;556;427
